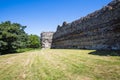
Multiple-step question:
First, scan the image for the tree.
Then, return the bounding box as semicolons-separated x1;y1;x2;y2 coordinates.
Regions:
27;34;40;48
0;21;28;54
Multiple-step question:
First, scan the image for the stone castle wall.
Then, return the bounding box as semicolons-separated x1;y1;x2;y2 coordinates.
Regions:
51;0;120;50
41;32;54;48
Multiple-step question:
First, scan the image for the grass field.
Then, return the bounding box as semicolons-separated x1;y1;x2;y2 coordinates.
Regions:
0;49;120;80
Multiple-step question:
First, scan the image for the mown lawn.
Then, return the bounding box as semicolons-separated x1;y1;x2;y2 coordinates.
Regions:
0;49;120;80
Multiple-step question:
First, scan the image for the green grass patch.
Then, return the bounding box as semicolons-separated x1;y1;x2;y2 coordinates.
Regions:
16;48;41;53
0;49;120;80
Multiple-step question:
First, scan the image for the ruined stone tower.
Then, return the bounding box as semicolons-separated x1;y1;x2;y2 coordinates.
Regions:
41;32;54;48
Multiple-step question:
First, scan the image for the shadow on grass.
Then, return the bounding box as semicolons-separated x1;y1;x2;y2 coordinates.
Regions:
0;51;16;55
89;50;120;56
0;48;41;55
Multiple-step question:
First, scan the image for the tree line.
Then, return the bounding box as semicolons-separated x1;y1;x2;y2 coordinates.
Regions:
0;21;41;55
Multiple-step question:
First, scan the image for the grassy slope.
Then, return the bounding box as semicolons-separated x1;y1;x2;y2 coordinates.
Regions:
0;49;120;80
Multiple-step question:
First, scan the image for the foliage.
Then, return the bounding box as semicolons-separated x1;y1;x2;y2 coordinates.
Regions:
0;21;41;54
27;34;41;48
0;21;27;54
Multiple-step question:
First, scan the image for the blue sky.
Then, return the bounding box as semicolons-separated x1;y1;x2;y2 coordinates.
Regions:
0;0;112;36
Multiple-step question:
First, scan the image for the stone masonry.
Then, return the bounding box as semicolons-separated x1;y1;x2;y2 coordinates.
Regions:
41;32;54;48
51;0;120;50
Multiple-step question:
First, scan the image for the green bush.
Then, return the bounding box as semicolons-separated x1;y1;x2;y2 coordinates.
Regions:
27;34;41;48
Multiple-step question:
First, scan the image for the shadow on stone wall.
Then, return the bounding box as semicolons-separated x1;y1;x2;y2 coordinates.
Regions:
88;50;120;56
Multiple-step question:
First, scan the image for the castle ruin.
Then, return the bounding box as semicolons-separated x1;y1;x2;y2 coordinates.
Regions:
41;0;120;50
41;32;54;48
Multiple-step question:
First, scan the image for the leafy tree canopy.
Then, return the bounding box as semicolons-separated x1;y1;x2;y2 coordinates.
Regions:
0;21;28;54
27;34;40;48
